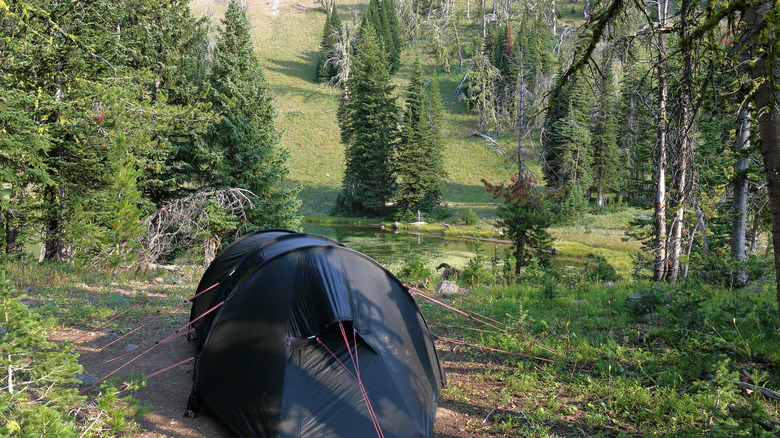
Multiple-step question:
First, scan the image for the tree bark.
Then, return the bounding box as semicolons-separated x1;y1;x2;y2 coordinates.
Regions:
665;0;697;284
653;26;669;282
731;103;751;285
746;0;780;316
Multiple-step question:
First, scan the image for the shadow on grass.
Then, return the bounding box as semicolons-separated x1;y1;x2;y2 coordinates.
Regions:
265;53;319;84
295;182;340;216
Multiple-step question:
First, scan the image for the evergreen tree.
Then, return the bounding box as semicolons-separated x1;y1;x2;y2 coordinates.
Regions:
590;59;623;208
202;0;300;230
365;0;402;73
396;59;446;214
0;89;53;256
337;24;399;215
543;73;593;190
381;0;403;72
0;1;211;261
315;7;343;83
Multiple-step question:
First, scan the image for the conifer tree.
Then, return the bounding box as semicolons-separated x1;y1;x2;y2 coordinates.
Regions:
202;0;300;230
1;0;211;261
396;59;446;214
381;0;403;72
590;59;623;208
0;89;52;257
365;0;402;73
543;73;593;190
315;7;343;83
337;24;399;215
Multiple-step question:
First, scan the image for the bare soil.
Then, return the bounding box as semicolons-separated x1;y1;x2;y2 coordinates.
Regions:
56;303;513;438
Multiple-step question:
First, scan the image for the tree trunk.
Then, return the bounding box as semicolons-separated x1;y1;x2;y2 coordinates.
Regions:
746;0;780;317
731;104;751;285
653;29;669;282
665;0;696;284
43;184;63;261
4;185;24;257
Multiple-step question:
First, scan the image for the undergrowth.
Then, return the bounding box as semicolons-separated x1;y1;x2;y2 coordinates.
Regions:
419;273;780;436
0;270;149;437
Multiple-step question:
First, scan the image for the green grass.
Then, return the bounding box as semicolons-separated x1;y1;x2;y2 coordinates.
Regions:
189;0;514;216
417;277;780;436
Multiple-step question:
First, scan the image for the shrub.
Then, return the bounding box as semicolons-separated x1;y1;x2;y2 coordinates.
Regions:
0;271;145;436
398;255;433;284
461;244;492;286
583;254;620;282
462;209;479;226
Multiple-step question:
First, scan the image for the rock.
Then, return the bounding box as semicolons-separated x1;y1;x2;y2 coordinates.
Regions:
154;277;165;284
75;373;100;386
624;293;643;304
436;280;462;298
122;344;140;352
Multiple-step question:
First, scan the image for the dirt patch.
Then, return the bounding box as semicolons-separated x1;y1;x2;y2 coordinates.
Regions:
60;310;500;438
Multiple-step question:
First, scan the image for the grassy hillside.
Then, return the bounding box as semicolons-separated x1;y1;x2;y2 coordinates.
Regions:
189;0;514;216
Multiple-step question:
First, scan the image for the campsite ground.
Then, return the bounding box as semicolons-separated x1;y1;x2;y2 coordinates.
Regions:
50;282;509;438
9;253;779;437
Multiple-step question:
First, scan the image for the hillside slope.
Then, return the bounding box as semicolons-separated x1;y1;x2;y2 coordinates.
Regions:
189;0;513;216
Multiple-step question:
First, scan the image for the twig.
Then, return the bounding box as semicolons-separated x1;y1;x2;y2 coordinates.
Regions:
483;407;496;423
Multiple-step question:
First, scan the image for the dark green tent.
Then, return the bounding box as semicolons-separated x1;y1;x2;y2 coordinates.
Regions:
188;230;445;437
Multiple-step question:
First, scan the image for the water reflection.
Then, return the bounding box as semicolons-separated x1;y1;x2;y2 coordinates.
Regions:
301;224;513;275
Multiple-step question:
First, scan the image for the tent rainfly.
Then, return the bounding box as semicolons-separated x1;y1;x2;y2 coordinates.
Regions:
187;229;445;437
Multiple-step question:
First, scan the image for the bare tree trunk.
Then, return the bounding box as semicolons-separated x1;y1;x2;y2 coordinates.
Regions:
653;28;669;282
746;0;780;317
731;103;751;285
665;0;697;284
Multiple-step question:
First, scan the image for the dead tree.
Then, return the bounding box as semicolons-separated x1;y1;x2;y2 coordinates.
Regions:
139;188;256;267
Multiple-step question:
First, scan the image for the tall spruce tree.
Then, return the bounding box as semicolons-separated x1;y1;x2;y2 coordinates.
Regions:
202;0;300;230
590;59;623;208
315;6;343;83
337;24;399;215
365;0;402;73
543;73;593;190
396;59;446;214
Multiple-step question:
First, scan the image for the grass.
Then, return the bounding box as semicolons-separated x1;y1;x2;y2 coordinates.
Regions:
416;276;780;436
188;0;515;216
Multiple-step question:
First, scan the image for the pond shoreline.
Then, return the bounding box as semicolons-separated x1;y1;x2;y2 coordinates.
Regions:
303;218;515;245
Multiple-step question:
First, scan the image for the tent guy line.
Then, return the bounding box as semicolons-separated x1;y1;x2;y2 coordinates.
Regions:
316;322;386;438
81;300;226;395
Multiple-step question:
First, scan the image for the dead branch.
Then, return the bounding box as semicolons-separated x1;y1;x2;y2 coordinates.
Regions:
733;381;780;401
139;188;256;265
471;131;504;156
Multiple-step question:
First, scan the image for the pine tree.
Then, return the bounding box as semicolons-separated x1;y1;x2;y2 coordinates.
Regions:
381;0;403;72
543;73;593;189
315;7;343;83
337;24;399;215
203;0;300;230
590;59;623;208
365;0;402;73
1;1;211;261
396;59;446;214
0;89;53;257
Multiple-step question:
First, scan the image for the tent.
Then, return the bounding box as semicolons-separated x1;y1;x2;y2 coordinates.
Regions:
187;229;445;437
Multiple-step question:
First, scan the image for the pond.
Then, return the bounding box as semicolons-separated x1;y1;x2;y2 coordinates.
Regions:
301;223;585;276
